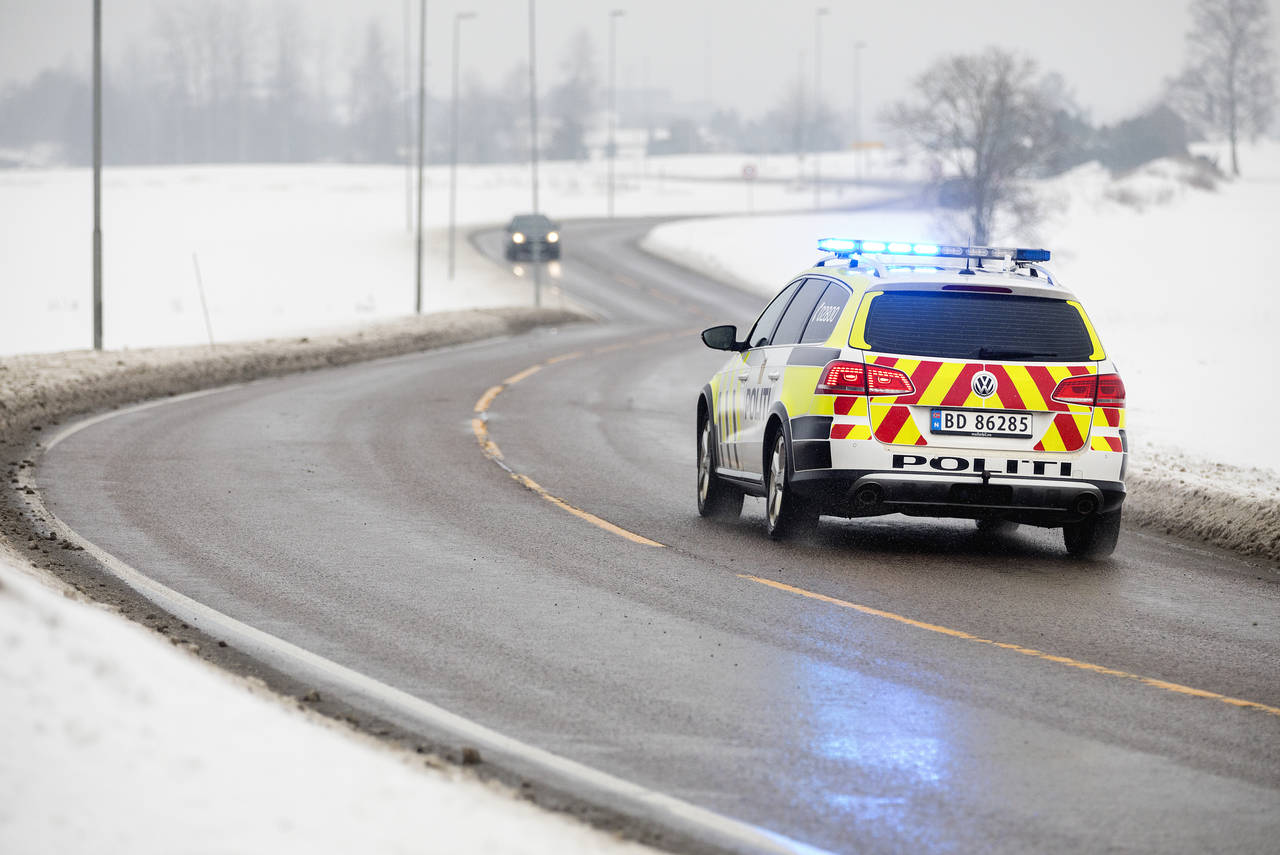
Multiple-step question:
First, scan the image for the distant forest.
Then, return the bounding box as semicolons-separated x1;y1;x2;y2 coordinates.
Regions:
0;3;1221;172
0;3;857;167
2;5;535;166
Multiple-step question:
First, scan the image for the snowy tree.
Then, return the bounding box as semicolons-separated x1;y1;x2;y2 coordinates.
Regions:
1168;0;1276;175
884;48;1069;244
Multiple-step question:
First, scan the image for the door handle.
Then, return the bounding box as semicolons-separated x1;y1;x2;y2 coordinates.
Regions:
767;370;781;381
736;372;750;382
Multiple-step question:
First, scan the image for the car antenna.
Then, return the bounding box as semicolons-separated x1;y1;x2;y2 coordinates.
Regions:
959;236;976;275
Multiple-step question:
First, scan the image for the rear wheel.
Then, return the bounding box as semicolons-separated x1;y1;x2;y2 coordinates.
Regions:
1063;509;1121;559
697;417;743;520
765;430;818;539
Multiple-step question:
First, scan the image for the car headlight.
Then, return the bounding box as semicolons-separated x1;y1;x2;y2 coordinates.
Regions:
546;231;559;243
512;232;526;244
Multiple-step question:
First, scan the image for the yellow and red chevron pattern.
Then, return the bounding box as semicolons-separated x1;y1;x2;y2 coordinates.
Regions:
1034;413;1093;452
828;394;872;441
861;356;1099;449
1089;405;1125;452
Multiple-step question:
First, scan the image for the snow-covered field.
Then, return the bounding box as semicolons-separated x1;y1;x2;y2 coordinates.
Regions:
0;153;904;356
642;141;1280;478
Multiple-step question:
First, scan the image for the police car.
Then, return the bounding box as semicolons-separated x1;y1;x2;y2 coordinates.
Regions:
695;239;1126;558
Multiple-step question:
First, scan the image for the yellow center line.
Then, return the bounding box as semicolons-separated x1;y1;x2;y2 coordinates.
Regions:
739;574;1280;718
471;336;668;548
474;385;504;413
503;364;543;386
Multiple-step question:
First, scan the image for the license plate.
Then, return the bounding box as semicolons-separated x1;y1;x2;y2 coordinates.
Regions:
930;408;1032;438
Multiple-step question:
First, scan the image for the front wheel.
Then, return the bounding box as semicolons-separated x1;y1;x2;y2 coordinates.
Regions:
765;431;818;539
1063;509;1121;559
697;417;743;519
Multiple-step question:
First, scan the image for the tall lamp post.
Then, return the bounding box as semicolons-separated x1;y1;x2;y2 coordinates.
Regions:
414;0;427;313
853;40;866;182
813;6;828;211
92;0;103;349
607;9;625;218
447;10;476;281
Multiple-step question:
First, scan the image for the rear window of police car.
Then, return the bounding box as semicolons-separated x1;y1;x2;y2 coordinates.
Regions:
863;292;1095;361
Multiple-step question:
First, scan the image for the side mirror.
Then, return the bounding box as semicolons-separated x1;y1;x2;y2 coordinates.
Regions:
701;325;741;351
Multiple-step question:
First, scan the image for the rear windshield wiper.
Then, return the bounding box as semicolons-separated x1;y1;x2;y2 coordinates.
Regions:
975;347;1059;360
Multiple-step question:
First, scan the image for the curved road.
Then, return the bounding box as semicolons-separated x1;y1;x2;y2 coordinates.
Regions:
41;217;1280;853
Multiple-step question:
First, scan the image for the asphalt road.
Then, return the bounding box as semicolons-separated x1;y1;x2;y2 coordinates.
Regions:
41;217;1280;853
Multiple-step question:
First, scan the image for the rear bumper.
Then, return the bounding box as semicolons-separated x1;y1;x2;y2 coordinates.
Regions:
789;467;1125;526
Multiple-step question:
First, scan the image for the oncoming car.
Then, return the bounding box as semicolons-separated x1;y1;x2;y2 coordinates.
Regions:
504;213;561;261
695;239;1127;559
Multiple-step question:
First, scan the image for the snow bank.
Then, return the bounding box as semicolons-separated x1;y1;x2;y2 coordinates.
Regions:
0;306;585;440
641;144;1280;566
0;550;648;855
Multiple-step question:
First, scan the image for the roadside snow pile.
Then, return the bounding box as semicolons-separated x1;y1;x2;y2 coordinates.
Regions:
641;142;1280;565
0;307;586;440
1123;450;1280;562
0;552;648;855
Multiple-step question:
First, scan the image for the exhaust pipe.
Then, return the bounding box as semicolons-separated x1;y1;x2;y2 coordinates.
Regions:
853;484;883;510
1072;493;1099;516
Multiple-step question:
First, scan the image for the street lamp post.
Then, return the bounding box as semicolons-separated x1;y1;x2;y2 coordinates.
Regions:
853;40;866;182
813;6;829;211
92;0;103;350
447;10;476;281
607;9;625;218
414;0;427;313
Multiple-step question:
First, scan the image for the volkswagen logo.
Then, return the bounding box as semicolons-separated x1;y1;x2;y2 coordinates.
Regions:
972;371;998;398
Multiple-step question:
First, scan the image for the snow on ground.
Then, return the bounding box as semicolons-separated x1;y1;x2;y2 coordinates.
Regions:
0;154;904;356
642;141;1280;480
0;551;649;855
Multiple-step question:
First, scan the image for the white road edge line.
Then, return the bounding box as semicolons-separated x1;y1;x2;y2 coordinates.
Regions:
28;393;831;855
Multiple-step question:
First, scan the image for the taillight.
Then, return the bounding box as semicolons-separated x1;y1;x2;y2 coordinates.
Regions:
1050;376;1096;406
866;364;915;395
816;361;914;396
1095;374;1125;406
817;361;865;394
1050;373;1126;407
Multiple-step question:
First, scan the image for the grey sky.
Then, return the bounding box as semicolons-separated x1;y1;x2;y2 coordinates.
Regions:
3;0;1278;134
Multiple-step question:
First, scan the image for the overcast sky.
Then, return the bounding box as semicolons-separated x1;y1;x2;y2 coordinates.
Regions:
3;0;1279;134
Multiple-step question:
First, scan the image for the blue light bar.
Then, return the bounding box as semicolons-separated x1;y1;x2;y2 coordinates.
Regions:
816;237;858;253
817;238;1050;263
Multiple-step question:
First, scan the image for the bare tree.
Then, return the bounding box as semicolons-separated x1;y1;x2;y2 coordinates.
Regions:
884;48;1068;244
1168;0;1276;175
